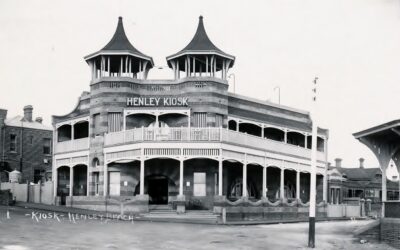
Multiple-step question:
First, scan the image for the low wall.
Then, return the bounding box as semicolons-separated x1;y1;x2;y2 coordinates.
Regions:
66;195;149;214
0;182;28;202
213;196;327;222
0;182;54;205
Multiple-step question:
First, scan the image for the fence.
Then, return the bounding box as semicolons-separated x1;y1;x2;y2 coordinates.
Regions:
0;181;54;205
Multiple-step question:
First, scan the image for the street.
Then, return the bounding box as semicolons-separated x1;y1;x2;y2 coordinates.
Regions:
0;206;395;250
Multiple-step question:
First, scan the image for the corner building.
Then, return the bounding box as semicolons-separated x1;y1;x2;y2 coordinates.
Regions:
53;16;329;217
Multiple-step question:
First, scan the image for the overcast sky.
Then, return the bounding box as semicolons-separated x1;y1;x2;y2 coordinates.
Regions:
1;0;400;169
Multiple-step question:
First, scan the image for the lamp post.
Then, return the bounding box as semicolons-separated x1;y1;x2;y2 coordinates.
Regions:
308;77;318;248
228;73;236;93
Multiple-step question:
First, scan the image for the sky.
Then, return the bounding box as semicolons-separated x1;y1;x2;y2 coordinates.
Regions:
1;0;400;169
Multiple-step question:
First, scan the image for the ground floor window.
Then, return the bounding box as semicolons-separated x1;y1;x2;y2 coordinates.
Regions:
93;172;99;195
193;172;206;196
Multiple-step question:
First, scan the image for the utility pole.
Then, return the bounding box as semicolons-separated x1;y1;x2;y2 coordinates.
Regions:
308;76;318;248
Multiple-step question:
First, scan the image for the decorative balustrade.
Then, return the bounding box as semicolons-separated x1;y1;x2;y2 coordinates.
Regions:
55;138;89;154
104;127;326;161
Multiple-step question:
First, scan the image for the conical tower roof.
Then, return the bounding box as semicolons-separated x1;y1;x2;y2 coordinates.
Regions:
85;17;153;65
167;16;235;61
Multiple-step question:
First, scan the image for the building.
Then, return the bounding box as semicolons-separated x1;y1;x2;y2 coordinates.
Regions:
52;16;329;216
0;105;52;183
353;120;400;248
327;158;399;205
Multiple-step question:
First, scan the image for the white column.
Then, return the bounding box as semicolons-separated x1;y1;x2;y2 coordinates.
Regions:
284;130;287;143
69;167;73;196
323;174;327;202
262;166;267;198
280;168;285;200
108;56;110;76
305;134;308;148
71;124;74;141
179;159;184;196
140;158;145;195
103;163;108;196
296;171;300;200
87;167;90;196
242;160;247;197
218;158;223;196
54;166;58;198
382;167;387;217
261;125;264;138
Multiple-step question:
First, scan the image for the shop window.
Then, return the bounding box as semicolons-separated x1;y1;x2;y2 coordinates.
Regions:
43;138;51;155
193;172;206;196
9;134;16;152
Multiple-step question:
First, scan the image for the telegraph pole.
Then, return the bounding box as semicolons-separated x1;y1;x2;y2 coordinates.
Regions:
308;77;318;248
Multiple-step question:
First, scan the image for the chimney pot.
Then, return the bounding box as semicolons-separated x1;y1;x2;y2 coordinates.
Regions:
35;117;43;124
335;158;342;168
23;105;33;122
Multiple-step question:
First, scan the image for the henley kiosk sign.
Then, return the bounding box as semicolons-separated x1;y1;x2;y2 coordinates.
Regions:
127;97;188;107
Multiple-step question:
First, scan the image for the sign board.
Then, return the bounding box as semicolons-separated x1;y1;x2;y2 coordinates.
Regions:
127;97;188;107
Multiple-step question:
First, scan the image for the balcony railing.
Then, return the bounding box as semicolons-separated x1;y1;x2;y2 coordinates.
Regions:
104;127;326;161
55;138;89;154
104;127;221;145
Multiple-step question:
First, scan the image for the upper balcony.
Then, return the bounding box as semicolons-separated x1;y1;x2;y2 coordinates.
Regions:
55;138;90;154
104;127;326;161
54;118;90;154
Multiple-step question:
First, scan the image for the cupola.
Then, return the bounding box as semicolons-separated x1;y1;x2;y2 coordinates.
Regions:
84;17;154;81
166;16;235;80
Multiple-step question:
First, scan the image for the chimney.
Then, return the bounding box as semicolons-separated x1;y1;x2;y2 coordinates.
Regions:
359;158;365;168
0;109;7;127
335;158;342;168
35;117;43;124
23;105;33;122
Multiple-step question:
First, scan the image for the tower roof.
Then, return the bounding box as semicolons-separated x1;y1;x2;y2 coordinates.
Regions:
85;17;153;65
166;16;235;61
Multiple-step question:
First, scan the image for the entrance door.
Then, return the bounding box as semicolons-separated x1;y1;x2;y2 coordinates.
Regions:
148;176;168;204
109;172;120;196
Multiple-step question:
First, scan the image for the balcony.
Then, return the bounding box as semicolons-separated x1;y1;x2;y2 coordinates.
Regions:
55;138;89;154
104;127;326;161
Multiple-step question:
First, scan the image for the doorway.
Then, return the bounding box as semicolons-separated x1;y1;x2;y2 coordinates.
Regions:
148;176;168;204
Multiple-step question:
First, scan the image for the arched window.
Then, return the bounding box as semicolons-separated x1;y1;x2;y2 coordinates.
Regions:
92;157;100;168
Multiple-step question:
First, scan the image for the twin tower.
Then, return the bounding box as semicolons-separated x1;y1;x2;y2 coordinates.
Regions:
84;16;235;81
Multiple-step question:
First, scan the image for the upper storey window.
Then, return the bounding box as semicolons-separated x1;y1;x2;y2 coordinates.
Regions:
9;134;17;152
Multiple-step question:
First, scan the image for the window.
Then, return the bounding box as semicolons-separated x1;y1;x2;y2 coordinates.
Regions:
193;172;206;196
192;113;207;127
108;112;122;132
9;134;16;152
93;172;100;195
43;138;51;155
34;169;42;183
28;135;33;145
93;113;101;136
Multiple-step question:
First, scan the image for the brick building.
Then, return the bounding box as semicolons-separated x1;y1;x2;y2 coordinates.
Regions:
327;158;399;205
0;105;52;183
53;16;329;218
